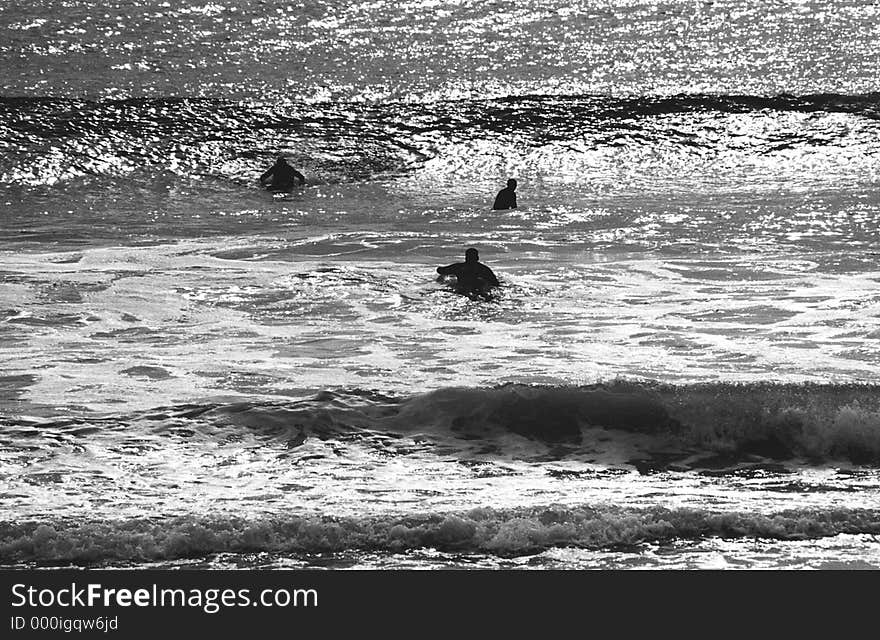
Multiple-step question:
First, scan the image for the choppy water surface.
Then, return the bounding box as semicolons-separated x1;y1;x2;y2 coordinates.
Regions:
2;1;880;569
3;0;878;100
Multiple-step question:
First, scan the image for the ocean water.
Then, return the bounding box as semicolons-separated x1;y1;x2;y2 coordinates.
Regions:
2;0;880;569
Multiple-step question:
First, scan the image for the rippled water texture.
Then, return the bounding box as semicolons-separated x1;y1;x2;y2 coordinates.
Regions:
2;0;879;100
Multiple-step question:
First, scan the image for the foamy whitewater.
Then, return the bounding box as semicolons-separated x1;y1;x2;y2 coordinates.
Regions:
2;0;880;569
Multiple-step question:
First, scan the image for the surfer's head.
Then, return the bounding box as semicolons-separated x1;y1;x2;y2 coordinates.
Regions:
465;248;479;263
276;155;287;165
507;178;517;189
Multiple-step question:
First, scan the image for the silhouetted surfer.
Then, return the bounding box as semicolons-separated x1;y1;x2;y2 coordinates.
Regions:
260;156;305;191
492;178;517;210
436;248;500;299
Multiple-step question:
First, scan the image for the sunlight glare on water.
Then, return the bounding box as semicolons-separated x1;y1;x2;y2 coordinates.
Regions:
2;0;880;570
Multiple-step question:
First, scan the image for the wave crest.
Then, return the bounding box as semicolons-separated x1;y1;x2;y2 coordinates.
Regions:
8;381;880;466
205;382;880;465
3;93;878;187
3;504;878;565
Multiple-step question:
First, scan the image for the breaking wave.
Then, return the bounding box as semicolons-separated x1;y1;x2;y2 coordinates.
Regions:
7;381;880;465
2;504;878;565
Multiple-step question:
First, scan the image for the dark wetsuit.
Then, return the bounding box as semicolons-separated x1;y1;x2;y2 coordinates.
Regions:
436;260;501;293
492;187;517;210
260;160;305;191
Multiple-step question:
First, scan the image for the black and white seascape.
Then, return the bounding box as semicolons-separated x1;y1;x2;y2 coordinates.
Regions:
2;1;880;569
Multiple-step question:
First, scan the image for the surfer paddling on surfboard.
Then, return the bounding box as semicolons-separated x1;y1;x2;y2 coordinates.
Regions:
260;156;305;192
436;248;501;299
